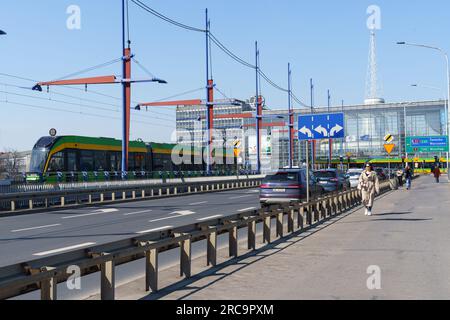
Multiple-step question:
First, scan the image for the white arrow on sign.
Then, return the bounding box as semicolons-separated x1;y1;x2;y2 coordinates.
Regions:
299;126;313;138
314;125;328;137
330;124;344;137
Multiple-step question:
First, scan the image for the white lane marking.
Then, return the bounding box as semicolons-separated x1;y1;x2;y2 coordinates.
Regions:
149;210;196;222
246;190;260;193
189;201;208;206
149;216;179;223
237;207;257;212
229;195;253;200
197;215;223;221
33;242;96;256
170;210;196;216
62;208;119;219
123;209;153;216
136;226;173;234
11;224;61;233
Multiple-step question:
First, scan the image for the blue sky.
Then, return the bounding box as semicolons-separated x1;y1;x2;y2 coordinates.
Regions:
1;0;449;150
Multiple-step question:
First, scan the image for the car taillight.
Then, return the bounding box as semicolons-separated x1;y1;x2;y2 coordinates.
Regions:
260;184;270;189
330;178;338;182
287;184;304;189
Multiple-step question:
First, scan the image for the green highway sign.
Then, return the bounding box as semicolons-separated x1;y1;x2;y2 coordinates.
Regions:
406;136;449;153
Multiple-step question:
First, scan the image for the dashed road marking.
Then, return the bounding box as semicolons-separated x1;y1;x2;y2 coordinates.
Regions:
11;224;61;233
33;242;96;256
136;226;173;234
229;195;253;200
189;201;208;206
197;215;223;221
62;208;118;219
123;209;153;216
237;207;257;212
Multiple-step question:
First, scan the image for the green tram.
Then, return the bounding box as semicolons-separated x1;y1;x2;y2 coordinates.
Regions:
315;156;448;173
27;135;237;183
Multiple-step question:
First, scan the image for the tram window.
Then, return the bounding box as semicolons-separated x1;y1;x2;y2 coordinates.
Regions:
48;152;65;172
110;152;120;171
94;151;107;171
128;153;135;171
134;153;145;170
67;151;78;171
80;150;94;171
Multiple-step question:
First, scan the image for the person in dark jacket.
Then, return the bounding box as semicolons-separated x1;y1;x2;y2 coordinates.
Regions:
404;165;412;190
433;165;441;183
396;168;404;187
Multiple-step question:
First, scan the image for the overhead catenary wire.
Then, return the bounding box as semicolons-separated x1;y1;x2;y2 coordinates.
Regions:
130;0;206;33
2;100;173;129
0;88;175;123
52;58;123;81
0;73;177;119
128;3;310;108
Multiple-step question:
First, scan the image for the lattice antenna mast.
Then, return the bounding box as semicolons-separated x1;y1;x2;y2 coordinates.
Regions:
365;29;385;105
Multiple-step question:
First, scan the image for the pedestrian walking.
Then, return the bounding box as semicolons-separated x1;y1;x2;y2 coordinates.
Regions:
358;164;380;216
432;165;441;183
396;168;404;187
404;165;412;190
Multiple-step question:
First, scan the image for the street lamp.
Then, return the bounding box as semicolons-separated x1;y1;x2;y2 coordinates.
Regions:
410;83;449;173
397;41;450;179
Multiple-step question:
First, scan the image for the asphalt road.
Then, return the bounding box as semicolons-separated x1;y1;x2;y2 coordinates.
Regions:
0;188;261;267
133;176;450;300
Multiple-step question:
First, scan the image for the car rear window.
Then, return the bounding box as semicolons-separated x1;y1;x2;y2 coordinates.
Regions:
347;172;361;177
264;172;299;182
314;171;337;178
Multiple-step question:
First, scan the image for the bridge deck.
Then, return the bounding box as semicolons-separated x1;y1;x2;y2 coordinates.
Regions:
105;176;450;300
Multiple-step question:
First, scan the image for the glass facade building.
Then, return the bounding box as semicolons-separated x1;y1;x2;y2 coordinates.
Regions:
176;99;447;172
260;100;447;170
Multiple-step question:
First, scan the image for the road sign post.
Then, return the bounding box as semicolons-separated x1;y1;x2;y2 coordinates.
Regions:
384;144;396;179
305;140;310;204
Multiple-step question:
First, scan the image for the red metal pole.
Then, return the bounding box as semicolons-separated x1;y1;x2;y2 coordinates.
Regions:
257;95;263;164
124;47;131;170
290;111;294;167
207;79;214;166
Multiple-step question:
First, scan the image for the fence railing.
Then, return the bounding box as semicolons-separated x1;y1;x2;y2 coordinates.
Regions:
1;170;259;193
0;181;392;300
0;175;264;213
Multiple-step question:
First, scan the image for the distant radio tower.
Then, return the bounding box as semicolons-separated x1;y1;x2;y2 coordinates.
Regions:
365;29;385;105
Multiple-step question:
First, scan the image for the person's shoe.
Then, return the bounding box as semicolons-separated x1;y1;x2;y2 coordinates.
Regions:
364;208;369;216
367;210;372;216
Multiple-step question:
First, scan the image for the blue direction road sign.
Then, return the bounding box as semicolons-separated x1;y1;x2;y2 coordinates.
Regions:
298;113;345;141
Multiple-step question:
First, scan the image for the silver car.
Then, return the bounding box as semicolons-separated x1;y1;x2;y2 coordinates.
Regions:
346;169;363;188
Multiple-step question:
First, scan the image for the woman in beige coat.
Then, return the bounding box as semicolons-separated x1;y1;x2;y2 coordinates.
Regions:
358;164;380;216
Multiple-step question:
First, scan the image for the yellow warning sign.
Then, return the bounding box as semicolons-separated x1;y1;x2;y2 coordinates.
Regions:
384;144;395;155
384;134;394;143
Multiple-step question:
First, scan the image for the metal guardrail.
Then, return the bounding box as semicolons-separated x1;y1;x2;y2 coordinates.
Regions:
0;171;260;193
0;175;265;213
0;181;392;300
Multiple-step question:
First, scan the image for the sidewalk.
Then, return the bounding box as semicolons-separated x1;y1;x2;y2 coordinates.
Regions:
89;176;450;300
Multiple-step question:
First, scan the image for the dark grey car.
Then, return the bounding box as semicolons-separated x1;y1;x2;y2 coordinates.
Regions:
260;169;324;206
314;169;350;192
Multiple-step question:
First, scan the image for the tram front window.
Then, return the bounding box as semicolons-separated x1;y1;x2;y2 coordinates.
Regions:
29;148;48;173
